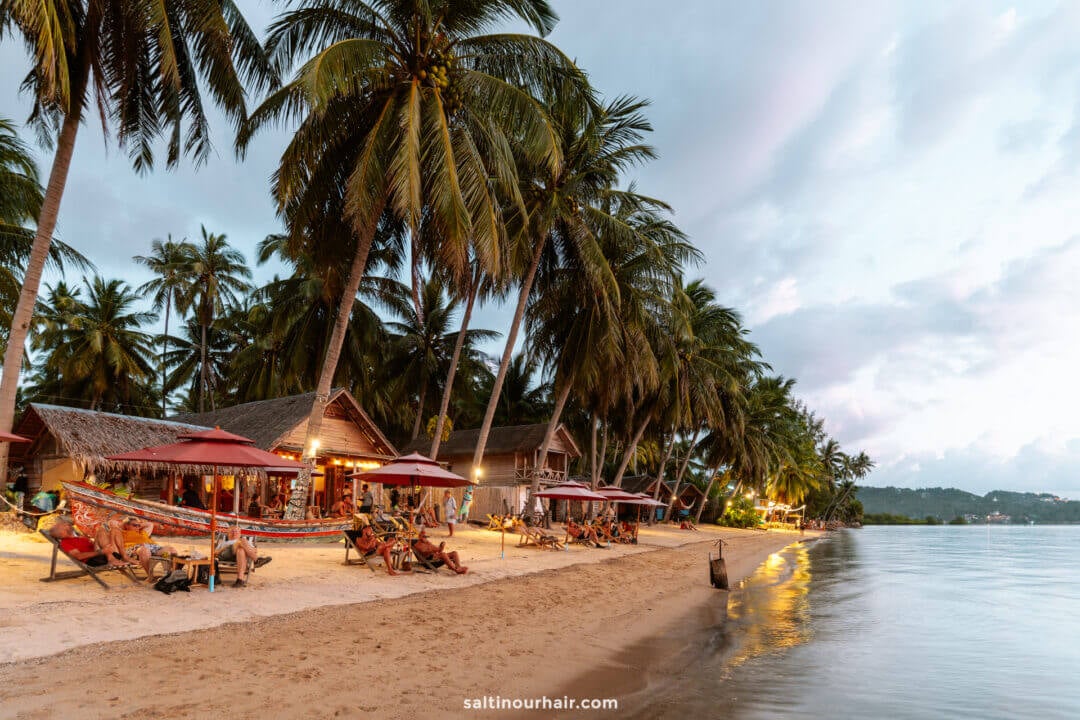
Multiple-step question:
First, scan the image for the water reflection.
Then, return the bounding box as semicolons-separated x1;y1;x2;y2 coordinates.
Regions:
626;541;818;720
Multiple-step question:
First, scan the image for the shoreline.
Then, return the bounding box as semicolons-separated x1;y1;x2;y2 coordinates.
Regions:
0;524;815;718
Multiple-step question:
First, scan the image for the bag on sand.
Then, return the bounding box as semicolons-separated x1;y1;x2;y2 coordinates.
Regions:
195;561;220;586
154;569;193;595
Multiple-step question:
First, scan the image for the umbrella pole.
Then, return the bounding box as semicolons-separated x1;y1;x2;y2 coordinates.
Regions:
209;468;218;593
500;524;505;560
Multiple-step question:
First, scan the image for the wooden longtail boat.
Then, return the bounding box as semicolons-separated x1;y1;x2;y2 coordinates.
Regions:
62;481;349;541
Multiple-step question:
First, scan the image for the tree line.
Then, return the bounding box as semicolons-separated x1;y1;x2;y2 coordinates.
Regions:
0;0;872;521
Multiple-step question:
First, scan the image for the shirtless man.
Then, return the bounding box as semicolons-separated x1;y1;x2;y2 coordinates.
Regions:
352;523;400;576
49;519;129;567
412;531;468;574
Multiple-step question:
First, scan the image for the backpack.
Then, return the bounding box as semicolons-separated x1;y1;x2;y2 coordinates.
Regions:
154;569;193;595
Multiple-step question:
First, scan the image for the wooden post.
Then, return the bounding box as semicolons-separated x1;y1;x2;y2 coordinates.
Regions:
208;469;218;592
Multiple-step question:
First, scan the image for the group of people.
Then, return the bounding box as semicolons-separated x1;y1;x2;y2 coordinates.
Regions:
350;521;468;576
565;516;637;547
50;514;271;587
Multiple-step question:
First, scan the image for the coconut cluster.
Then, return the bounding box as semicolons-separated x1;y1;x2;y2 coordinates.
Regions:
417;43;464;114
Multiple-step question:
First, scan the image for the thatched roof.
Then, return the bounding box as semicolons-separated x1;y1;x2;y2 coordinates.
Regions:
11;404;211;473
172;388;396;457
619;475;705;499
401;423;581;459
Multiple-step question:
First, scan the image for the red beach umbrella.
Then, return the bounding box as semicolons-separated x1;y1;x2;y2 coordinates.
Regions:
535;483;607;547
107;427;305;590
0;430;30;443
594;486;642;502
347;452;474;488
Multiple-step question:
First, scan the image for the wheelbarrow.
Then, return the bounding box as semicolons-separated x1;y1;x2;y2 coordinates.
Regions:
709;538;729;590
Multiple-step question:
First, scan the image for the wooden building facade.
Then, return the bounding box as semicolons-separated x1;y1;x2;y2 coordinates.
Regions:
403;423;581;519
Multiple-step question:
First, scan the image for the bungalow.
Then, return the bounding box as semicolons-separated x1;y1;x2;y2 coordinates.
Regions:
620;475;706;519
173;388;397;513
402;423;581;519
12;389;397;516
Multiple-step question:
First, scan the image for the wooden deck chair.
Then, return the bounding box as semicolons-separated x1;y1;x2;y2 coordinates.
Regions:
39;529;140;590
486;514;504;531
407;540;452;574
343;529;403;573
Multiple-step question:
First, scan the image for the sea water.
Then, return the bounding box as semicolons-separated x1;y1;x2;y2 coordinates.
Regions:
628;526;1080;719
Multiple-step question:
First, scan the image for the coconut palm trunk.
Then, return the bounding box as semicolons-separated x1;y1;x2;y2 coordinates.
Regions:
596;418;609;490
588;412;598;487
0;65;87;485
525;377;573;511
460;238;545;521
652;431;675;498
665;429;701;520
611;411;652;488
696;469;722;524
199;322;209;413
161;291;171;415
286;207;383;519
470;239;545;469
430;271;480;459
410;377;428;440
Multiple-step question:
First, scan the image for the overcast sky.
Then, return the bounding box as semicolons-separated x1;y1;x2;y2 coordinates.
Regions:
3;1;1079;496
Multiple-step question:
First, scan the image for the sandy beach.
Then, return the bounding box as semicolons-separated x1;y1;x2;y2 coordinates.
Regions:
0;522;815;719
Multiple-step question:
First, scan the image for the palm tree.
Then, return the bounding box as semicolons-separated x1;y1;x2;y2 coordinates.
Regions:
184;227;251;412
526;197;695;506
245;0;584;518
27;276;157;414
0;0;274;477
134;237;194;414
162;318;234;413
383;277;497;440
469;95;658;479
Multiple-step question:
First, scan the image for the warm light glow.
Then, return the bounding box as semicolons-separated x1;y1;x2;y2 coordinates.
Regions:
745;492;754;499
310;439;321;453
356;460;381;471
333;458;342;465
474;467;484;478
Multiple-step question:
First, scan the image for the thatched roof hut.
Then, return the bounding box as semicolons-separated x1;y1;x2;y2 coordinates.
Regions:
10;404;212;491
172;388;396;459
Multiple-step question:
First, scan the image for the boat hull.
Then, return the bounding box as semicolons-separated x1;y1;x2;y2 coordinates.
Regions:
62;481;348;541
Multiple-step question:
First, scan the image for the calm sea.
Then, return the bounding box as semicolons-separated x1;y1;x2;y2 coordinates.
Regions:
626;526;1080;719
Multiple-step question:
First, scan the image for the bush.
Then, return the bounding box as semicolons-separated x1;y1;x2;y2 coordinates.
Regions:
717;495;759;528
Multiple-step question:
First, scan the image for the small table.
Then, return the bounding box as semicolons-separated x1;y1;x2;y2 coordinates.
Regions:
172;556;213;587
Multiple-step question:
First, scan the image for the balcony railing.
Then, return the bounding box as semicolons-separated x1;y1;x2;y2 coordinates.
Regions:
514;466;567;484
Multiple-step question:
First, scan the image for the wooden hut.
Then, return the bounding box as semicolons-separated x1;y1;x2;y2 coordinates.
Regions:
9;404;211;495
620;475;706;520
402;423;581;519
11;390;397;516
174;388;397;514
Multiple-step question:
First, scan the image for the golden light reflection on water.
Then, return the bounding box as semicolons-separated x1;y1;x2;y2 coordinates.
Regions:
721;543;813;675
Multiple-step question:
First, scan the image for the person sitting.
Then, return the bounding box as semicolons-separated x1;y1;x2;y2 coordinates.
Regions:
389;486;401;511
351;522;400;576
117;516;177;575
566;518;603;547
216;526;271;588
411;531;468;574
181;485;207;510
267;493;285;514
49;518;128;568
331;494;354;518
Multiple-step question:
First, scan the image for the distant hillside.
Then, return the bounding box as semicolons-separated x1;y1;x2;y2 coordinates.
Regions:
856;486;1080;524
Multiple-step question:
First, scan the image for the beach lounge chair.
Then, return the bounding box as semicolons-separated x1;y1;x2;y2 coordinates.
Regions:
515;521;564;550
343;529;404;573
407;539;452;574
38;529;140;590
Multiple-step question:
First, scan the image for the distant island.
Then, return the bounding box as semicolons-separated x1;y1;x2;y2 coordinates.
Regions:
857;486;1080;524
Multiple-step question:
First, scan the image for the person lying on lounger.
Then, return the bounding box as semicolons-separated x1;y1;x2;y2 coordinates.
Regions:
353;523;400;576
116;516;178;575
49;519;129;567
412;531;468;574
566;519;602;547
